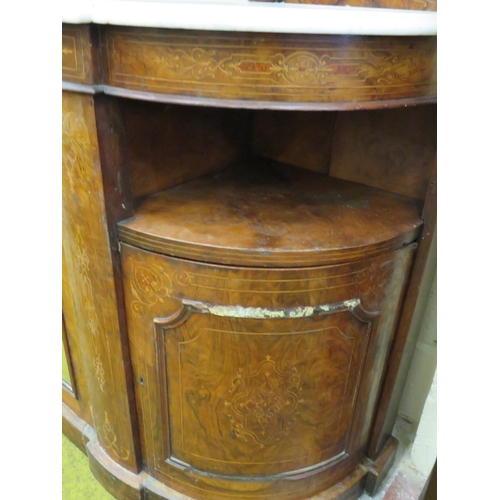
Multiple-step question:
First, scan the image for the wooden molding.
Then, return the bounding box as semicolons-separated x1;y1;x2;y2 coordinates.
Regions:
62;81;437;110
363;436;399;495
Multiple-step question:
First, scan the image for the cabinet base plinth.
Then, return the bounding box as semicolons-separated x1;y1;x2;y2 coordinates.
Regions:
364;437;399;496
62;402;91;454
64;403;399;500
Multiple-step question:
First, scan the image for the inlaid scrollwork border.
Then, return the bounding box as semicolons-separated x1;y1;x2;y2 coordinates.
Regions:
104;27;437;105
63;93;134;466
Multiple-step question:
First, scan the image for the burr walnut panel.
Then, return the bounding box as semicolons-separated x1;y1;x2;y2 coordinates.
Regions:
155;308;372;477
103;27;436;105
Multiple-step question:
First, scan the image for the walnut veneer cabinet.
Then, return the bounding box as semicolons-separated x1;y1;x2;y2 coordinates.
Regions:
62;4;436;499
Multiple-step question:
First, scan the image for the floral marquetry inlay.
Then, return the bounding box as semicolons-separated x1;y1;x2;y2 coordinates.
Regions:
63;109;106;392
91;408;131;462
130;261;172;313
224;355;305;448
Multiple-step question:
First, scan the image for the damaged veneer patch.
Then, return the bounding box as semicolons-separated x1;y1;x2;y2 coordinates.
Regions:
182;298;362;319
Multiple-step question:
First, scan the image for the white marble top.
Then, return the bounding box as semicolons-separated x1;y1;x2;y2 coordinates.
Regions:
62;0;437;36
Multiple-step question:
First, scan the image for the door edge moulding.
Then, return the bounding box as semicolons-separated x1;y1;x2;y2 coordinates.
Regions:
62;81;437;111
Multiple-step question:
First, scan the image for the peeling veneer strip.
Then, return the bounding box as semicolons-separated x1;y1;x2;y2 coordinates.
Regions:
181;298;361;319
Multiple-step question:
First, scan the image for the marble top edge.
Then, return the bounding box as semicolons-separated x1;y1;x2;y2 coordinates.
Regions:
62;1;437;36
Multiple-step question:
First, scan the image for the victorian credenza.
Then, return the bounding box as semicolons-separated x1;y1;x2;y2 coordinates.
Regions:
62;2;437;499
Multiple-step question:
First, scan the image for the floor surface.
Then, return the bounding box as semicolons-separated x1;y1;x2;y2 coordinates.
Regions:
62;435;114;500
62;435;427;500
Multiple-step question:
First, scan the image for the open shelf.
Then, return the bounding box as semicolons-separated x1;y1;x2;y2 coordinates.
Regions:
118;157;423;267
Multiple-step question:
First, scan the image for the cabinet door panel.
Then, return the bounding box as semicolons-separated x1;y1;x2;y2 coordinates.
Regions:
155;305;374;478
121;243;416;498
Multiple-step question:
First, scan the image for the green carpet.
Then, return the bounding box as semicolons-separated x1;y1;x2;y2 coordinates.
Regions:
62;435;115;500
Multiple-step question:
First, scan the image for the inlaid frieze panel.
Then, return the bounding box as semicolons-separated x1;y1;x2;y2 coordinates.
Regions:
104;27;436;104
62;24;96;84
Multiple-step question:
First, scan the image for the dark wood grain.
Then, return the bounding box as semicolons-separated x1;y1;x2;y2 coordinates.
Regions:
122;100;253;200
329;105;437;201
253;110;337;173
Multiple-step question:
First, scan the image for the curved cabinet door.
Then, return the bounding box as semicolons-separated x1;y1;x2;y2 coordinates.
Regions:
153;301;376;478
119;242;423;500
